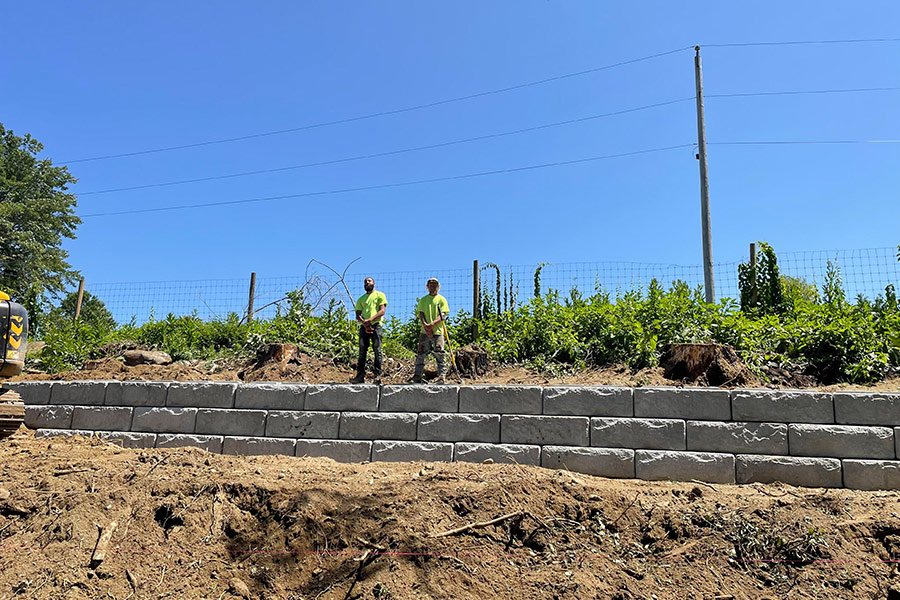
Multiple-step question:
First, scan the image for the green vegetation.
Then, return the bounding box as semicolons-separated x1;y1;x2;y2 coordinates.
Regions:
31;244;900;385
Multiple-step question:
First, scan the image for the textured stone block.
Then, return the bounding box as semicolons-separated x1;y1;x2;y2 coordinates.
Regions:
687;421;787;455
834;392;900;426
453;442;541;465
305;384;378;411
100;431;157;449
265;411;339;438
501;415;589;446
789;424;894;459
340;412;417;440
736;455;842;488
72;406;133;431
634;387;730;421
636;450;735;484
166;382;236;408
223;436;296;456
418;413;499;443
843;460;900;490
380;385;458;413
132;407;197;433
372;441;453;462
34;428;92;439
24;405;73;429
195;409;266;436
104;381;168;407
234;383;306;410
543;386;632;416
50;381;108;405
2;381;52;405
591;418;685;450
458;386;542;415
731;389;832;424
541;446;634;478
295;439;372;462
156;434;223;453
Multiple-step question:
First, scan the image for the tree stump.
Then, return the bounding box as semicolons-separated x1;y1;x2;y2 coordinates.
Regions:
257;344;300;366
454;344;490;377
661;343;752;386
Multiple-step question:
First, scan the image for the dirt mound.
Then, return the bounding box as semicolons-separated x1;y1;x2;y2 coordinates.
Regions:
0;428;898;599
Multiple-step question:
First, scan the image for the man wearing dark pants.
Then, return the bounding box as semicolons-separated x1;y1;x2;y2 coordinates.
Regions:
412;278;450;384
351;277;387;384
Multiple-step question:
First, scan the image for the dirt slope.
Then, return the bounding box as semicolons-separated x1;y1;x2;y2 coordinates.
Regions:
1;429;900;599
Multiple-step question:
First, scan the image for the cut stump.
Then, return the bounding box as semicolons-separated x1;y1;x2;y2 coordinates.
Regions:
661;343;753;386
455;344;490;377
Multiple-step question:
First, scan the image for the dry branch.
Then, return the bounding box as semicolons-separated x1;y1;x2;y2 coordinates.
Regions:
429;511;525;538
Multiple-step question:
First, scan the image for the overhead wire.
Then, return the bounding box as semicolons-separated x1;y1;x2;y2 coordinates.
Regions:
702;38;900;48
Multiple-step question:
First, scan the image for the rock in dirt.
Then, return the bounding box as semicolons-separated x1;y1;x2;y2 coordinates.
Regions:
228;577;251;598
661;343;753;386
122;350;173;366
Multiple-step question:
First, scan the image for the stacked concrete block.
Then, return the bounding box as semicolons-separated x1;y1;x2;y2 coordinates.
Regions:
50;381;109;405
453;442;541;465
156;433;223;453
340;412;417;440
295;439;372;462
101;432;157;449
105;381;168;407
72;406;133;431
731;389;832;424
842;459;900;490
591;418;685;450
132;407;197;434
305;384;378;411
459;386;541;414
195;409;266;437
35;428;92;439
686;421;787;455
736;455;842;488
380;385;458;413
234;383;306;410
541;446;634;478
25;405;73;429
502;415;589;446
167;382;235;408
417;413;499;443
834;392;900;426
542;386;632;416
372;441;453;462
636;450;735;484
265;411;339;439
223;436;295;456
788;424;894;459
2;381;52;405
634;387;730;421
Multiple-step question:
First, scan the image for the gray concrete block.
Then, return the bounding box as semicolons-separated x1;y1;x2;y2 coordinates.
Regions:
418;413;499;443
731;389;832;424
591;418;685;450
636;450;735;484
195;409;266;436
166;382;236;408
634;387;730;421
501;415;589;446
834;392;900;426
372;441;453;462
72;406;133;431
223;436;296;456
234;383;306;410
843;460;900;490
380;385;458;413
132;407;197;434
736;455;842;488
295;439;372;462
340;412;417;440
305;384;378;411
541;446;634;478
789;424;894;459
50;381;109;406
34;428;92;439
543;386;633;416
265;411;339;438
100;431;157;449
25;405;73;429
687;421;787;455
105;381;168;407
2;381;52;405
156;434;223;453
453;442;541;465
458;386;542;415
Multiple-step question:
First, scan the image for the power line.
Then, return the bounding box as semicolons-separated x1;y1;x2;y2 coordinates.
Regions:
711;139;900;146
77;97;695;196
60;46;694;165
707;86;900;99
81;144;693;217
703;37;900;48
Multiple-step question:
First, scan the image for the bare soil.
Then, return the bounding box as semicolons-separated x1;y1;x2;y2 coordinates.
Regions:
1;429;900;599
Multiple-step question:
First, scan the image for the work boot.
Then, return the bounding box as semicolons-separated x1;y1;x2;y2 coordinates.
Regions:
349;374;365;384
409;375;423;384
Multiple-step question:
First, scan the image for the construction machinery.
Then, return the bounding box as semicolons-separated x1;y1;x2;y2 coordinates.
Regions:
0;291;28;439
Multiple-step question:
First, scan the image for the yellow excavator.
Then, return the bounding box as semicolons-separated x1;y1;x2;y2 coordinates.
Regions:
0;291;28;439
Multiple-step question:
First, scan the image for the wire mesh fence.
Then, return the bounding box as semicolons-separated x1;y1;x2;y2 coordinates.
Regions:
86;247;899;325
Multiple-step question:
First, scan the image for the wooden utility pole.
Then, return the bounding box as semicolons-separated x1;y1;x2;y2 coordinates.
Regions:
246;272;257;322
694;46;715;304
74;279;85;322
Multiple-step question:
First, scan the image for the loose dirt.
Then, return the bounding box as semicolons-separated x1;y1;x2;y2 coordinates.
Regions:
1;429;900;599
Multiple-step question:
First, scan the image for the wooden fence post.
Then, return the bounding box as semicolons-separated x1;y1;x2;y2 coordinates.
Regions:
247;272;257;322
74;279;85;322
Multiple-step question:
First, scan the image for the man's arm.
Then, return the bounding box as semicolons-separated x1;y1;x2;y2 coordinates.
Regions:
355;310;364;323
370;304;386;322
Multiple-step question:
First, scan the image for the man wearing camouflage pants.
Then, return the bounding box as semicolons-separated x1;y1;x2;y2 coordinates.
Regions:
412;278;450;384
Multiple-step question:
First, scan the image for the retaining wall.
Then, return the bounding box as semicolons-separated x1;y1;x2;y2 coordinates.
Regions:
6;380;900;490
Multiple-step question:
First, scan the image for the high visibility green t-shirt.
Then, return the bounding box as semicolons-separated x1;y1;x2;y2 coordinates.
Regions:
355;291;387;324
416;294;450;333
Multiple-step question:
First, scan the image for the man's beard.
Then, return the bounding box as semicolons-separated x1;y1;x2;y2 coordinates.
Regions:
365;285;374;292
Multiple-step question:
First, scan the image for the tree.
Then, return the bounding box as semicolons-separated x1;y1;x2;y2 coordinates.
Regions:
0;124;81;326
48;290;117;331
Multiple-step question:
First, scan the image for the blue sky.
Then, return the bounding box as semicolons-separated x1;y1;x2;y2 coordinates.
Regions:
2;2;898;305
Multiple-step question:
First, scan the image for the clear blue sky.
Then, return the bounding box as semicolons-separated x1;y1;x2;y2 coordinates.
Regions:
2;2;898;289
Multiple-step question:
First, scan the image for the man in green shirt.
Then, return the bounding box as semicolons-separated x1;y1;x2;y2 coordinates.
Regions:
351;277;387;384
412;277;450;383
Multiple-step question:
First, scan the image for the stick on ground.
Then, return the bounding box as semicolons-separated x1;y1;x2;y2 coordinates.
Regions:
429;511;525;538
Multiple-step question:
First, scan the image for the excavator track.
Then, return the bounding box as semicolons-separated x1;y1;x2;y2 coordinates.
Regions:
0;388;24;440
